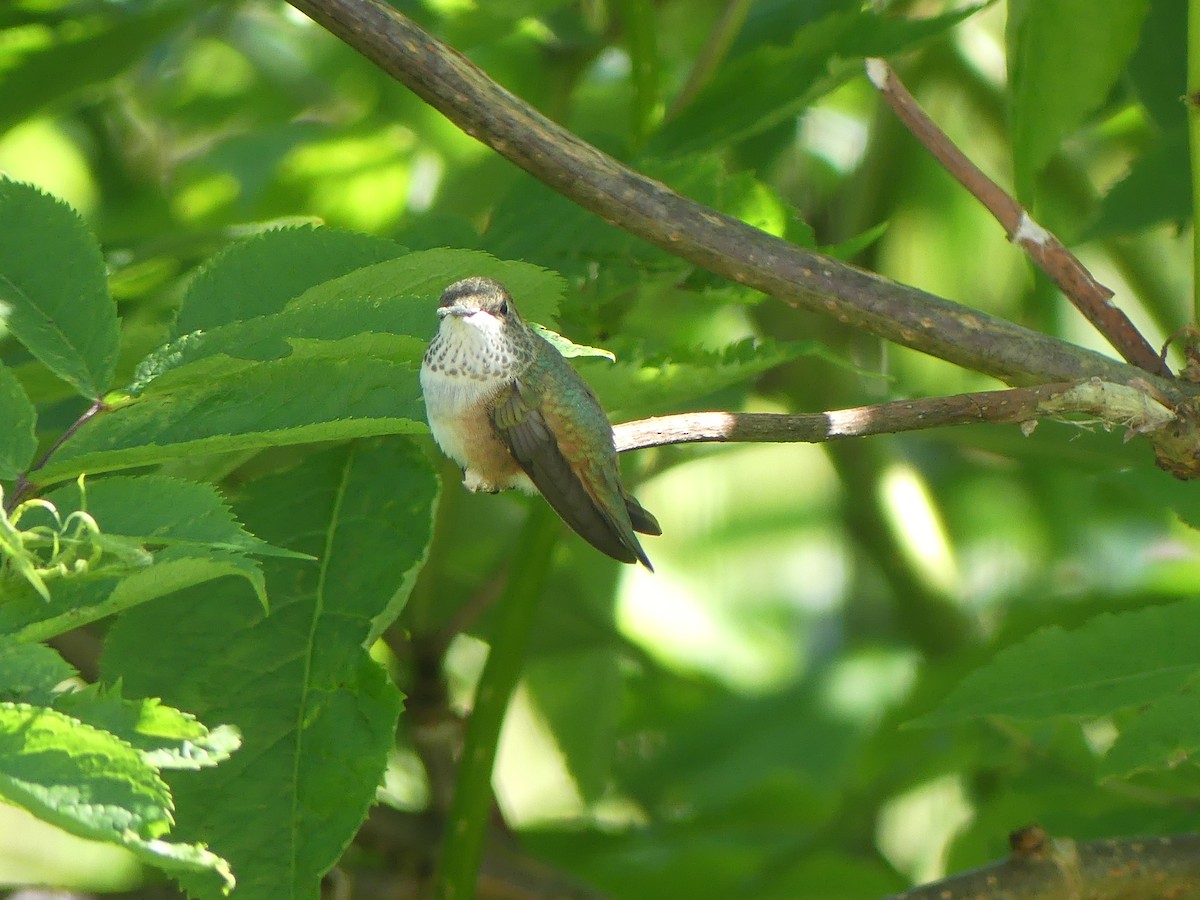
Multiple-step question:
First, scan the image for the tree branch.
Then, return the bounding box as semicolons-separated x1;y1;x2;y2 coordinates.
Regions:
893;825;1200;900
283;0;1182;397
864;58;1172;378
613;379;1174;452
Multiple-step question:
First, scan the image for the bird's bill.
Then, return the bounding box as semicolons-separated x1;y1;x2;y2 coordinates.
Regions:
436;302;476;319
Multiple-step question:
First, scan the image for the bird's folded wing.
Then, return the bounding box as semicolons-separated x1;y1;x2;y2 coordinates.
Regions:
492;378;645;565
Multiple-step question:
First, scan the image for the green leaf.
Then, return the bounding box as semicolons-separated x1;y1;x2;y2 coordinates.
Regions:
585;338;810;420
39;348;426;483
0;9;185;134
284;248;564;327
140;248;563;393
0;179;119;398
102;439;437;899
0;701;233;892
0;361;37;480
1127;0;1187;128
0;475;289;637
820;221;889;261
0;642;76;704
914;600;1200;726
651;6;981;155
0;701;170;836
174;225;408;335
44;475;303;561
0;548;267;643
531;324;617;362
53;685;242;771
1087;127;1190;240
1008;0;1151;202
1100;685;1200;779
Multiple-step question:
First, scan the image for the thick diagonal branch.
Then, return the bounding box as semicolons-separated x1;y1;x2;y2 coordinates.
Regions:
285;0;1182;399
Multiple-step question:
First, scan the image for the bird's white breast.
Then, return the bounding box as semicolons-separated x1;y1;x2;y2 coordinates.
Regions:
420;313;515;470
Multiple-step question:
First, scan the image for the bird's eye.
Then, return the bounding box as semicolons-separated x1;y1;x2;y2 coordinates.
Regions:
499;301;509;315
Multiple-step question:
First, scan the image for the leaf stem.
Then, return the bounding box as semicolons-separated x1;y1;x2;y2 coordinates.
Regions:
434;504;560;900
5;399;106;514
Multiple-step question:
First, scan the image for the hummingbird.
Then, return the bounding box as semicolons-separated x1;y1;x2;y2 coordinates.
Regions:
420;276;660;569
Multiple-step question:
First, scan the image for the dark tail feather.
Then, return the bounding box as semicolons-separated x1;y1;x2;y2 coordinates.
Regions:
625;494;661;536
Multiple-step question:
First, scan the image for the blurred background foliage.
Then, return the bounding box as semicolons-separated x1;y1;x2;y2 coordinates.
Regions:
3;0;1200;896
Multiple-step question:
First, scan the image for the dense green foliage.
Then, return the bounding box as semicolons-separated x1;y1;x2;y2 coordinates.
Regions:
0;0;1198;898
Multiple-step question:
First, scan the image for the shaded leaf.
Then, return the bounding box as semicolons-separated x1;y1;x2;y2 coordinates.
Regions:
102;439;437;899
1087;127;1190;240
1008;0;1150;201
652;5;981;155
0;362;37;480
585;338;812;419
0;8;184;134
1100;685;1200;779
914;599;1200;725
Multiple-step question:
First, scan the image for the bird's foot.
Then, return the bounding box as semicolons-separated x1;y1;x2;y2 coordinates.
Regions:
462;470;502;494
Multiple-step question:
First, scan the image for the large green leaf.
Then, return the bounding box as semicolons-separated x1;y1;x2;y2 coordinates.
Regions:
39;345;426;483
140;248;564;394
1008;0;1151;202
174;226;408;335
915;599;1200;725
0;179;119;399
102;439;438;899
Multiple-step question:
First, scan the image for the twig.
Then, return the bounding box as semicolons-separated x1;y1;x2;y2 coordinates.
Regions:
613;379;1175;453
283;0;1181;396
865;57;1172;379
4;399;107;513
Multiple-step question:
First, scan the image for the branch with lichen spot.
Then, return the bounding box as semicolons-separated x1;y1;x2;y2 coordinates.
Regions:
613;379;1174;452
864;57;1171;379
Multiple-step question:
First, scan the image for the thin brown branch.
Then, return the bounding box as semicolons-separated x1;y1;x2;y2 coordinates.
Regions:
4;398;107;512
284;0;1183;397
865;58;1172;379
613;379;1174;453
